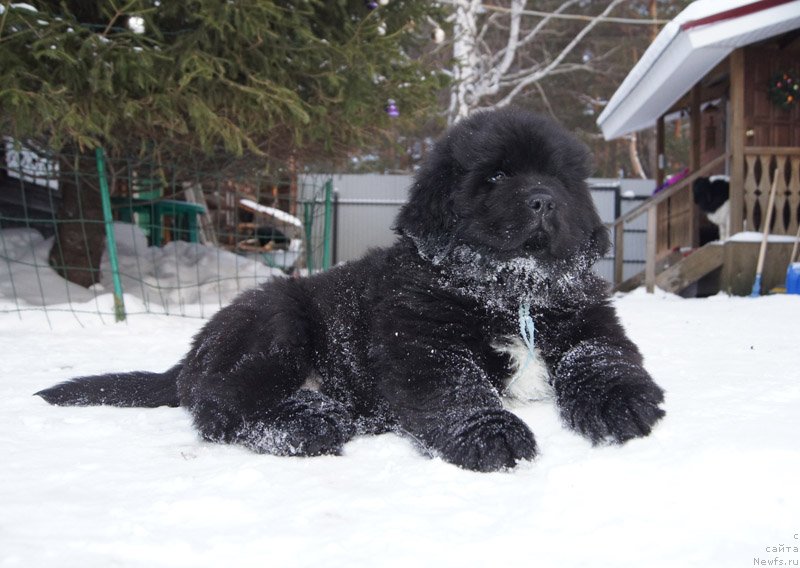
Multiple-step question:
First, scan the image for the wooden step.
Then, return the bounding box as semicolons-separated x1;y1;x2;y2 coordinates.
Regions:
655;243;724;293
614;250;683;293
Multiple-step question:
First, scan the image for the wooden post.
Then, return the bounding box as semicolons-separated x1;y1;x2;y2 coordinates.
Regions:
729;49;746;234
690;83;702;247
656;115;666;189
645;206;657;293
655;115;668;255
690;84;702;171
184;182;217;246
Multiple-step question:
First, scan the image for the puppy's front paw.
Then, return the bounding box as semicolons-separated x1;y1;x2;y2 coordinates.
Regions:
435;408;537;472
560;379;665;444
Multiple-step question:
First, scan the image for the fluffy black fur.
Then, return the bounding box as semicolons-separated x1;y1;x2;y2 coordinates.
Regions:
37;108;665;472
692;176;729;214
693;175;730;243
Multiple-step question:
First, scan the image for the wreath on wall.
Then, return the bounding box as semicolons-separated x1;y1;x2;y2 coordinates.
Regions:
768;70;799;109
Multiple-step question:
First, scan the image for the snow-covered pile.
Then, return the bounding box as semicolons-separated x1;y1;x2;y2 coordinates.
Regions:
727;231;800;244
1;290;799;567
0;223;282;314
239;198;303;230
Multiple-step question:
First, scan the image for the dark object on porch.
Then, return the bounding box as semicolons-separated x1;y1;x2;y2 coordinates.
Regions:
255;226;289;247
693;175;731;244
692;177;729;215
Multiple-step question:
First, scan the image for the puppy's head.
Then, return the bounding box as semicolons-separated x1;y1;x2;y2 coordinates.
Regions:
693;177;729;213
395;107;609;265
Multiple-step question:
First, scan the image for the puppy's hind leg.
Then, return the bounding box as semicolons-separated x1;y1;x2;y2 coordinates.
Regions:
180;286;355;456
239;389;356;456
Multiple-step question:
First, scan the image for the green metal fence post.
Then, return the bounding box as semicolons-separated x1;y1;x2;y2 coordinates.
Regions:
303;201;315;274
95;147;126;322
322;179;333;270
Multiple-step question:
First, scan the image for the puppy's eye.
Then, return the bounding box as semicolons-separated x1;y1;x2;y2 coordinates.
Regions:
488;171;507;183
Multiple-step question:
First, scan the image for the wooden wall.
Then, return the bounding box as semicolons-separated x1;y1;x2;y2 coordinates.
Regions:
744;45;800;148
740;42;800;236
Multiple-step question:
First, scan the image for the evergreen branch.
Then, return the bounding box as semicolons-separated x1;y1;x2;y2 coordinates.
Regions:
101;0;139;38
0;0;11;40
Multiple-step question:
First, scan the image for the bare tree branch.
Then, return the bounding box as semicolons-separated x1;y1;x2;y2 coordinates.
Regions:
533;80;557;117
494;0;627;108
507;0;582;54
447;0;628;122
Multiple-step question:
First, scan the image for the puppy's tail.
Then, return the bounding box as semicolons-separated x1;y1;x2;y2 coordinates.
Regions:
35;364;182;408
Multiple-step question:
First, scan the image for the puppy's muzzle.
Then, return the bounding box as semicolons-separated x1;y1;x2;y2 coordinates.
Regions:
527;192;556;227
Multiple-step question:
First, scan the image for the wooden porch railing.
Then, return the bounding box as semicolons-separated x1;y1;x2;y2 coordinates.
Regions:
610;147;800;294
742;147;800;235
609;154;727;293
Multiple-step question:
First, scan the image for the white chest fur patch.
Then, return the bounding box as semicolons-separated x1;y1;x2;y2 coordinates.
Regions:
706;199;730;241
493;336;553;404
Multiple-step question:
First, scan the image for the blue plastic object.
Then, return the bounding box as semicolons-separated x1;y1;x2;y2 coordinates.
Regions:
750;273;763;297
786;263;800;295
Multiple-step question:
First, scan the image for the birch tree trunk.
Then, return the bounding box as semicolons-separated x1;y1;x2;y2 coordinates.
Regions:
448;0;482;124
628;133;648;179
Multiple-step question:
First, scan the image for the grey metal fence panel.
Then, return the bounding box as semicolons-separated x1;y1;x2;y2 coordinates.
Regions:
588;182;618;283
319;174;652;286
330;174;412;201
619;195;648;282
334;197;406;263
328;174;412;264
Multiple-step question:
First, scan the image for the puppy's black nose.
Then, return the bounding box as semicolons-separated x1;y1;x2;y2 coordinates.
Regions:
528;193;555;215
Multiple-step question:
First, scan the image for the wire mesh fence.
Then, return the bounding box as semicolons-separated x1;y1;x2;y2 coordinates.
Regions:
0;139;333;324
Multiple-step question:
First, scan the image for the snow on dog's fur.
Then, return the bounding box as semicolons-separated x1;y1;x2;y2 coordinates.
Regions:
37;108;665;472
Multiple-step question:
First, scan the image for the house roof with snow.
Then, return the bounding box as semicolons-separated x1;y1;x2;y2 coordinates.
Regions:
596;0;800;140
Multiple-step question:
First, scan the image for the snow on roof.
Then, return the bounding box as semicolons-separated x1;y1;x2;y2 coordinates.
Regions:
239;199;303;228
597;0;800;140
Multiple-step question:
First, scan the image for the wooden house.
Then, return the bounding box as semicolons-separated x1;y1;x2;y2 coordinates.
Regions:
597;0;800;295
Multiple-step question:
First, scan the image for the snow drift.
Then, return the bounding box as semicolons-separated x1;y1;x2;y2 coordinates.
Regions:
0;223;282;314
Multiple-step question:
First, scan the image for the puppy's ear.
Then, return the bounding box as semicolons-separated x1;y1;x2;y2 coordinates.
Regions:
393;141;458;256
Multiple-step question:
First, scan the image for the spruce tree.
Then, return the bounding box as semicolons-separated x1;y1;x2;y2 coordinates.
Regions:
0;0;445;285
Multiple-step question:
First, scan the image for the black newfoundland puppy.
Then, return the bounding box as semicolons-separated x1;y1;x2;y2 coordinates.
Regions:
37;108;665;472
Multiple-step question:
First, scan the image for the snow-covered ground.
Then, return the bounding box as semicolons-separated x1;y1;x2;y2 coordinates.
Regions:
1;290;799;567
0;225;282;318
